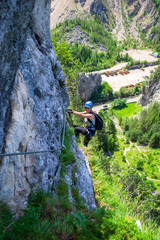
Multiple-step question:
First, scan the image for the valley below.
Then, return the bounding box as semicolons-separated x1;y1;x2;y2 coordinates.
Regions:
91;49;158;91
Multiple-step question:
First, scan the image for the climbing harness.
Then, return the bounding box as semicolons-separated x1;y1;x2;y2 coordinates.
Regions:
0;110;67;158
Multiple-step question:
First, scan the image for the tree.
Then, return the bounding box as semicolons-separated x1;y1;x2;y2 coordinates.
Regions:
149;132;160;148
111;98;127;108
94;110;117;152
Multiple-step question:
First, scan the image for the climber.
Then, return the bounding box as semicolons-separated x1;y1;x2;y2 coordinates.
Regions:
67;101;96;147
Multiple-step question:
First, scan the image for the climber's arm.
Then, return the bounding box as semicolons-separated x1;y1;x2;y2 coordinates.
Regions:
72;110;94;121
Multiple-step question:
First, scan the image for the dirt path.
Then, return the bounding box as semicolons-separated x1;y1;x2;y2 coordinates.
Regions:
124;142;132;166
146;177;160;182
117;128;159;183
113;118;131;166
113;117;122;133
115;123;160;183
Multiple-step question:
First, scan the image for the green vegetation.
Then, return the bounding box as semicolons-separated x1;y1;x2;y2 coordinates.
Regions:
0;106;159;239
120;101;160;148
59;126;76;165
51;36;119;75
51;17;133;77
152;0;160;13
111;98;127;108
126;59;147;67
111;100;160;187
109;126;160;192
125;144;160;188
82;119;160;239
90;82;142;104
84;107;160;237
121;0;129;33
68;42;117;71
51;38;79;94
112;102;143;119
0;191;107;240
1;186;158;240
150;22;160;54
90;82;114;103
120;38;143;50
115;84;142;98
53;17;116;49
138;19;160;55
93;110;117;152
1;115;159;239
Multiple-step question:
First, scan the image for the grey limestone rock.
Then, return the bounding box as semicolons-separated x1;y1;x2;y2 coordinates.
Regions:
73;147;96;210
139;72;160;106
0;0;69;210
66;136;96;210
90;0;109;24
78;72;102;102
0;0;96;211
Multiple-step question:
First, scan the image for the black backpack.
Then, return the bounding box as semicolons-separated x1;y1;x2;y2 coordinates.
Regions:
88;112;103;130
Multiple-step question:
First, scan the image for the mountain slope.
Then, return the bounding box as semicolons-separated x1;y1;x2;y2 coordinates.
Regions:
50;0;92;29
50;0;159;42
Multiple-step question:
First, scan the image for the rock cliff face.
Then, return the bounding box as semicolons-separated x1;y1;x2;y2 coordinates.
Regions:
78;72;102;102
66;137;96;210
90;0;109;24
125;0;159;37
139;68;160;106
0;0;96;211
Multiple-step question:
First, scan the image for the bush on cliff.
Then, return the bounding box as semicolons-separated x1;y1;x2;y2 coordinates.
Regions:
90;82;113;102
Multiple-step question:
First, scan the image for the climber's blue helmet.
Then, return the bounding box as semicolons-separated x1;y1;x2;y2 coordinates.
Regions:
85;101;93;109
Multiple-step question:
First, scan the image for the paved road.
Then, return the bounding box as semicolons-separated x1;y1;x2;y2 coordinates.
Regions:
93;95;141;113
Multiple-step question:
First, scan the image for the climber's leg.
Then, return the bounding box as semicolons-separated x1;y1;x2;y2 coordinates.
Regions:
74;126;89;138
